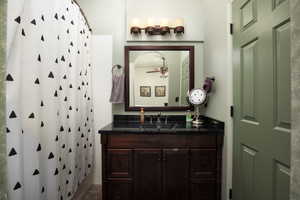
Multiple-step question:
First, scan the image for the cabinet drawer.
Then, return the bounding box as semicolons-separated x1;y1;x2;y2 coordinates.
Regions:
107;149;133;178
190;149;217;179
160;135;188;147
107;135;161;148
186;135;217;147
106;134;217;148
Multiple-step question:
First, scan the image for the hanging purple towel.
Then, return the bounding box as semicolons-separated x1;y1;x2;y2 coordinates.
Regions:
110;72;125;104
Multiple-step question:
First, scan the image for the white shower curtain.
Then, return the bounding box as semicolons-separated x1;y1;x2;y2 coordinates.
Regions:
6;0;94;199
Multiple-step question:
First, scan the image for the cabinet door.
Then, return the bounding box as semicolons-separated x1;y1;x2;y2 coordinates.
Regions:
190;149;216;179
107;180;132;200
163;149;189;200
190;149;217;200
190;179;216;200
107;149;132;178
134;149;162;200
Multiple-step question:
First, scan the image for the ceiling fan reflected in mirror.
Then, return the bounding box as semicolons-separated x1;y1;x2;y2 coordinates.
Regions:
146;57;168;78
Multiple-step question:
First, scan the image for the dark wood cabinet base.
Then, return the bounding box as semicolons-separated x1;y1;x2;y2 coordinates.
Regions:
101;134;223;200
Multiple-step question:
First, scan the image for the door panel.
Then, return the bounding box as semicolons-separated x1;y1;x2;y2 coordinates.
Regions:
273;161;290;200
163;149;189;200
273;0;287;9
240;145;257;200
241;0;257;30
272;18;291;164
241;38;258;123
273;20;291;130
233;0;290;199
134;149;162;200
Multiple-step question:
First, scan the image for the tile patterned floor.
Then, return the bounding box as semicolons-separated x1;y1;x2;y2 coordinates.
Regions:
81;185;101;200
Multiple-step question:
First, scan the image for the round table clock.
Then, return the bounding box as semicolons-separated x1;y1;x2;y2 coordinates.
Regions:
188;88;207;126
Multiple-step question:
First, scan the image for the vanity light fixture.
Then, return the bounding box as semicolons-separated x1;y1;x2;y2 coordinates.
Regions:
130;18;142;34
130;18;185;35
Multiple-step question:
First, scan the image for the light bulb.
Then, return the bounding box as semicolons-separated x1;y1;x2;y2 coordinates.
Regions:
161;18;169;27
131;18;140;27
174;18;184;27
147;18;155;27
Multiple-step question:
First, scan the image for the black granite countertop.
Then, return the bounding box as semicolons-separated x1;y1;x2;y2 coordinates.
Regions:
98;115;224;135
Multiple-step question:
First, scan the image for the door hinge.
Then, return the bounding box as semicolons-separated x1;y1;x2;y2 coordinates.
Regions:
229;188;233;199
230;23;234;35
230;106;234;118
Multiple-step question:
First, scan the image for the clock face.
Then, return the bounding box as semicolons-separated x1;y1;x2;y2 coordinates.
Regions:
189;88;207;105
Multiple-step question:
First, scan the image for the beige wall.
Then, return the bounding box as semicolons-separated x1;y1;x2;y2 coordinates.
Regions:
76;0;126;67
91;35;113;184
0;0;7;199
290;0;300;199
201;1;233;199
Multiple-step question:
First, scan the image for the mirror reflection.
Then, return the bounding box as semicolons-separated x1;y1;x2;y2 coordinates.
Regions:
129;50;190;107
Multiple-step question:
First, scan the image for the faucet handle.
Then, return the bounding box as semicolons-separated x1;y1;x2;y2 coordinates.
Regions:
150;115;153;124
156;112;162;123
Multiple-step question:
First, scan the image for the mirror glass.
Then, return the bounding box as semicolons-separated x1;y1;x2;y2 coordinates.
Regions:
125;46;194;111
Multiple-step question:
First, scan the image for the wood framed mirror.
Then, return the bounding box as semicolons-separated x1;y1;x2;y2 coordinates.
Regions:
125;46;195;111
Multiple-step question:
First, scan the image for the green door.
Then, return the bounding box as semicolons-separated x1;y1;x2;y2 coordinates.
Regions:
232;0;291;199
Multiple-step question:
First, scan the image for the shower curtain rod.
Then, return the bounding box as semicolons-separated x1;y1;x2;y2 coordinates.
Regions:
73;0;93;32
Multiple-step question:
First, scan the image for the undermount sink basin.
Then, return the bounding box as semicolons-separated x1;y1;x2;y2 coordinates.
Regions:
114;122;177;130
139;123;176;129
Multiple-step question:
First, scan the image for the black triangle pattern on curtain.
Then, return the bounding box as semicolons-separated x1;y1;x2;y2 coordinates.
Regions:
6;0;94;199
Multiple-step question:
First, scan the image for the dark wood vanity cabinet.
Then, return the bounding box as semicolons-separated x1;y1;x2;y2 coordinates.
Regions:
101;134;223;200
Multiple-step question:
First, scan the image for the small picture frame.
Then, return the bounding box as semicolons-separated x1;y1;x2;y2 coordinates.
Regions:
155;86;166;97
140;86;151;97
